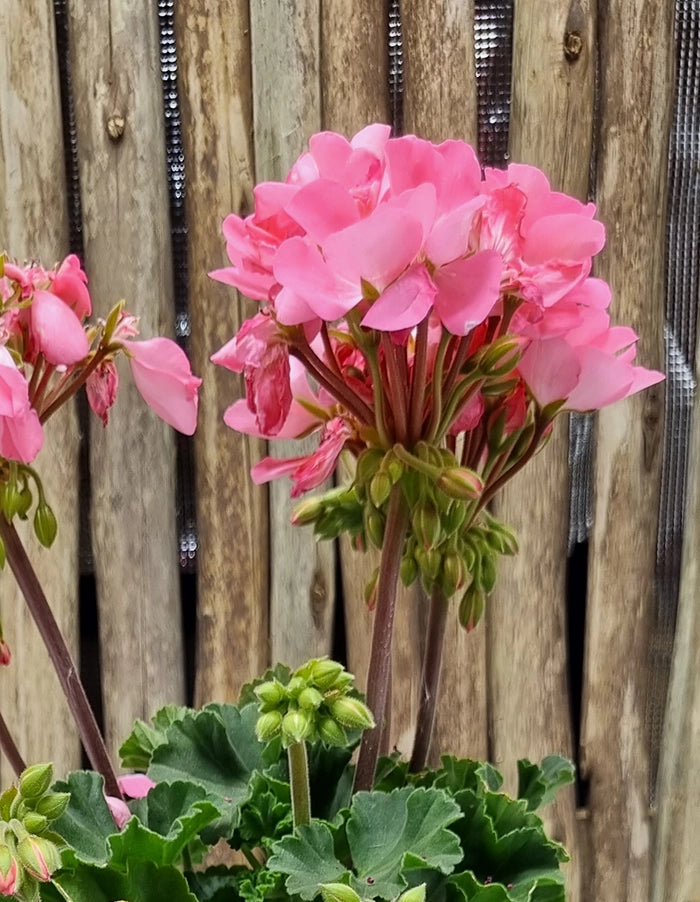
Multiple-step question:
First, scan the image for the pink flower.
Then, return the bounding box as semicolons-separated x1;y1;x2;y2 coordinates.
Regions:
0;855;18;895
86;360;119;427
126;338;201;435
106;795;131;830
50;254;91;318
251;417;352;497
30;289;89;366
211;313;292;435
0;347;44;463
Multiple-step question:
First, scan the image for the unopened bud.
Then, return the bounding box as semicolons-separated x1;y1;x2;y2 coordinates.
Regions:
369;470;392;509
19;764;53;801
281;709;313;745
309;659;344;691
254;680;286;710
364;568;379;611
397;885;426;902
291;496;325;526
480;551;497;593
17;835;61;881
23;812;48;834
411;502;442;550
319;883;363;902
16;484;33;519
255;710;283;743
365;510;385;549
414;546;442;583
383;451;404;484
0;480;23;521
441;551;467;596
0;640;10;666
478;336;522;376
297;687;323;711
400;553;419;587
327;697;374;731
33;503;57;548
355;448;384;486
317;717;348;747
34;792;70;821
459;585;485;632
437;466;483;502
0;845;19;895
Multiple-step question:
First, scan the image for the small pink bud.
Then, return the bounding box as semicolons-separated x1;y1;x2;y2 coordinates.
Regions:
17;835;61;881
0;641;10;667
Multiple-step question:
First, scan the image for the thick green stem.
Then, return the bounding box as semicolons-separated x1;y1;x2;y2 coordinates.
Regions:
353;486;409;792
0;518;121;798
0;710;25;777
409;586;450;772
287;740;311;827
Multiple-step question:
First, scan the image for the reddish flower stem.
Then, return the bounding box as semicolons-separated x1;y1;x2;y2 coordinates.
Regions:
289;344;374;426
380;333;408;444
409;585;450;772
0;709;26;777
39;347;108;423
353;486;409;792
408;318;429;443
0;518;121;798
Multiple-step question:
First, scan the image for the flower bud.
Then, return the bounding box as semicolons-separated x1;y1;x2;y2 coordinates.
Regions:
411;502;442;550
327;697;375;731
317;717;347;747
281;709;313;745
291;496;325;526
23;812;48;834
0;845;19;895
478;336;522;376
441;551;467;596
309;658;345;691
19;764;53;801
400;553;419;587
17;835;61;881
0;480;23;521
33;503;57;548
398;885;426;902
286;676;306;698
369;470;392;509
365;510;385;549
480;551;497;593
0;640;10;666
355;448;384;486
0;786;17;821
297;687;323;711
364;568;379;610
319;883;363;902
414;546;442;583
255;710;283;743
15;484;33;519
34;791;70;821
437;467;483;501
382;451;404;484
254;680;286;710
459;584;485;632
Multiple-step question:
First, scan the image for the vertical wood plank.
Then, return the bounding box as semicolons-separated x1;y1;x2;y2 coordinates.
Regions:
488;2;597;895
0;0;81;780
401;0;488;762
582;0;672;896
175;2;269;704
652;336;700;901
68;0;185;759
249;0;336;670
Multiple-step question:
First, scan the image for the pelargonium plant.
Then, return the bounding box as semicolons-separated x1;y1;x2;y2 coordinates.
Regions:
0;126;662;902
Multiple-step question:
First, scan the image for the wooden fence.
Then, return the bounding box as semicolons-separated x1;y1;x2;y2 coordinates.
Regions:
0;1;696;900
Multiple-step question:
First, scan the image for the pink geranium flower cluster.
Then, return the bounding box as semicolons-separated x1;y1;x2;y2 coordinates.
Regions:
212;125;663;504
0;254;201;467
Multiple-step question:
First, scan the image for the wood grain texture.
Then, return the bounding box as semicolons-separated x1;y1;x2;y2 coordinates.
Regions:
175;2;269;705
400;0;488;762
652;335;700;901
581;0;672;896
68;0;185;759
0;0;81;781
489;2;597;895
249;0;336;670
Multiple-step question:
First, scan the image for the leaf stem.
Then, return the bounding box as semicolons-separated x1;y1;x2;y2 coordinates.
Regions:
0;518;121;798
409;586;450;772
0;709;25;777
353;486;409;792
287;740;311;828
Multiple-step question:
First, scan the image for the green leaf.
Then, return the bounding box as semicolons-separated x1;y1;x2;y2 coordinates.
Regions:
51;771;120;866
51;859;198;902
120;704;193;770
148;703;269;839
109;780;221;867
267;821;349;899
345;787;462;899
516;757;575;812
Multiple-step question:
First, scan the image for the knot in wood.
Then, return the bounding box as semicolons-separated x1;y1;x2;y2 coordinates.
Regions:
107;114;126;141
564;30;583;61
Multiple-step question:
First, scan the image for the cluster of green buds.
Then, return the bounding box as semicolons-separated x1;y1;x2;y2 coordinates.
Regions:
254;658;374;749
320;881;426;902
0;763;69;900
0;461;57;563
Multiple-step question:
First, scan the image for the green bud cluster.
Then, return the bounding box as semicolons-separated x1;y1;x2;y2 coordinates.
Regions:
254;658;374;749
0;763;68;900
319;881;426;902
0;461;58;558
292;485;365;544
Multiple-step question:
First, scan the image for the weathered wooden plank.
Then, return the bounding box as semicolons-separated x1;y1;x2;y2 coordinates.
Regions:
0;0;81;781
249;1;336;671
175;2;269;705
488;3;597;896
652;336;700;901
68;0;185;759
401;0;488;763
581;0;672;896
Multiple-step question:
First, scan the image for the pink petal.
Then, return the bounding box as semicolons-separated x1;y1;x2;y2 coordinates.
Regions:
361;264;437;331
118;774;156;799
523;214;605;264
127;338;201;435
426;196;485;266
273;237;359;322
51;255;91;318
106;796;131;830
432;250;503;335
518;337;581;407
32;289;89;365
285;179;360;242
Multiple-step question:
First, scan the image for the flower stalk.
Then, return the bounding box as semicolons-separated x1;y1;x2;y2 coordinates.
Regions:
287;740;311;828
0;712;25;778
0;517;121;799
